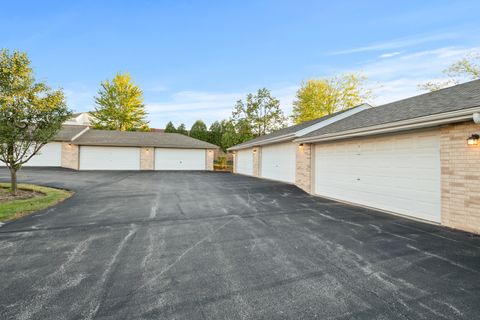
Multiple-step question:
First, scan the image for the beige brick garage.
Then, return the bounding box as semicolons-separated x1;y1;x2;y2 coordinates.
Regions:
8;126;218;171
231;80;480;234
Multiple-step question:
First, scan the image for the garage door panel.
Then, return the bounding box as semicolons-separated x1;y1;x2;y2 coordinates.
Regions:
155;148;205;170
261;142;296;183
22;142;62;167
236;149;253;175
315;130;441;222
80;146;140;170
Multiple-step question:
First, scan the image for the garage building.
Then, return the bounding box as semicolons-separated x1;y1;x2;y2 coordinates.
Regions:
229;104;370;183
231;79;480;234
4;127;217;171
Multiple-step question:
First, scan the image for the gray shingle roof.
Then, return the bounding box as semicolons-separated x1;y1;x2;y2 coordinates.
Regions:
229;105;365;150
300;79;480;139
54;125;88;141
72;129;218;149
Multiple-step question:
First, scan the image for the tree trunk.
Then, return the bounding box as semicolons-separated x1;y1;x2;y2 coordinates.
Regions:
9;168;18;195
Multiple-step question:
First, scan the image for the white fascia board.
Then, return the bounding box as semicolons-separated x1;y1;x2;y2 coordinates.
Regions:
295;106;480;143
228;134;295;151
228;104;371;151
294;103;372;137
71;126;90;142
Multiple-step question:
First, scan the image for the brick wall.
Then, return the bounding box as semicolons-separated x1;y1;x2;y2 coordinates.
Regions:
232;152;237;173
441;121;480;234
295;143;312;193
61;143;79;170
140;147;154;170
206;149;214;171
252;147;261;177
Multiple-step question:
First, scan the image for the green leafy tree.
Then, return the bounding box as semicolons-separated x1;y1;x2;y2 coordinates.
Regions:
91;73;149;131
292;73;370;124
176;123;188;135
164;121;176;133
220;119;252;151
221;121;241;150
419;52;480;91
232;88;287;136
0;49;71;194
208;120;225;147
189;120;208;141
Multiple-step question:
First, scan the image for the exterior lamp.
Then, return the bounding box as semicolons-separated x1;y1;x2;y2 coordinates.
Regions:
253;149;257;153
299;143;304;148
467;134;479;145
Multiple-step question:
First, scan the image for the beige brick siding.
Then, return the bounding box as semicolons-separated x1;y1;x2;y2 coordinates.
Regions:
140;147;154;170
441;121;480;234
295;143;312;193
232;152;237;173
61;143;79;170
206;149;214;171
252;147;261;177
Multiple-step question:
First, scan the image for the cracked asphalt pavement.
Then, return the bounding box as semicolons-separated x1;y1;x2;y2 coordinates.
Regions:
0;168;479;319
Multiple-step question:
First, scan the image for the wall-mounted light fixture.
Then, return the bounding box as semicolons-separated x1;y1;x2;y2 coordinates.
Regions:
145;148;150;153
467;134;479;146
208;150;213;153
298;143;304;148
253;149;257;153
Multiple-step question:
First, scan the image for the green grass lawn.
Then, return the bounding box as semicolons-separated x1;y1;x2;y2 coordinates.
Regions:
0;183;72;222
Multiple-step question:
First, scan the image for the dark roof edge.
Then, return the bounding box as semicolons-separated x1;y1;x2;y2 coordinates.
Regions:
295;106;480;143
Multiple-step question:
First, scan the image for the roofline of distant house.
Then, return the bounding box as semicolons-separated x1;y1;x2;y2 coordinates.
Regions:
228;104;371;151
295;106;480;143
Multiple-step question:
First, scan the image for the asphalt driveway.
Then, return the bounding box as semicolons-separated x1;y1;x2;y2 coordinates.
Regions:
0;168;479;319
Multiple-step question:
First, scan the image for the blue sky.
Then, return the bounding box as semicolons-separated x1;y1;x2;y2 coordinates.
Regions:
1;0;479;128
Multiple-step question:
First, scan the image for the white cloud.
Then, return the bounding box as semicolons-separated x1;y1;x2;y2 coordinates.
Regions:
330;32;459;55
145;86;299;128
359;46;480;105
379;51;402;58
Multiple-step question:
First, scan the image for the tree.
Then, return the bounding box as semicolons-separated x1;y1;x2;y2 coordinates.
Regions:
91;73;149;131
419;52;480;91
176;123;188;135
232;88;287;136
291;73;370;124
0;49;71;194
221;121;242;150
189;120;208;141
208;121;225;147
164;121;176;133
220;119;253;151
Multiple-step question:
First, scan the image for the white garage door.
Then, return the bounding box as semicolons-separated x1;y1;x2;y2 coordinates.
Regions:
236;149;253;175
155;148;206;170
314;130;441;222
23;142;62;167
80;146;140;170
261;142;296;183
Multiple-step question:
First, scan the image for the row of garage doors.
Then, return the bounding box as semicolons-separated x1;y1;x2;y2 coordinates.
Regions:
17;143;207;170
235;130;441;223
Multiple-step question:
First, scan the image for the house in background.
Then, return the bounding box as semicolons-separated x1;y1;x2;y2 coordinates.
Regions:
230;79;480;234
64;112;93;126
